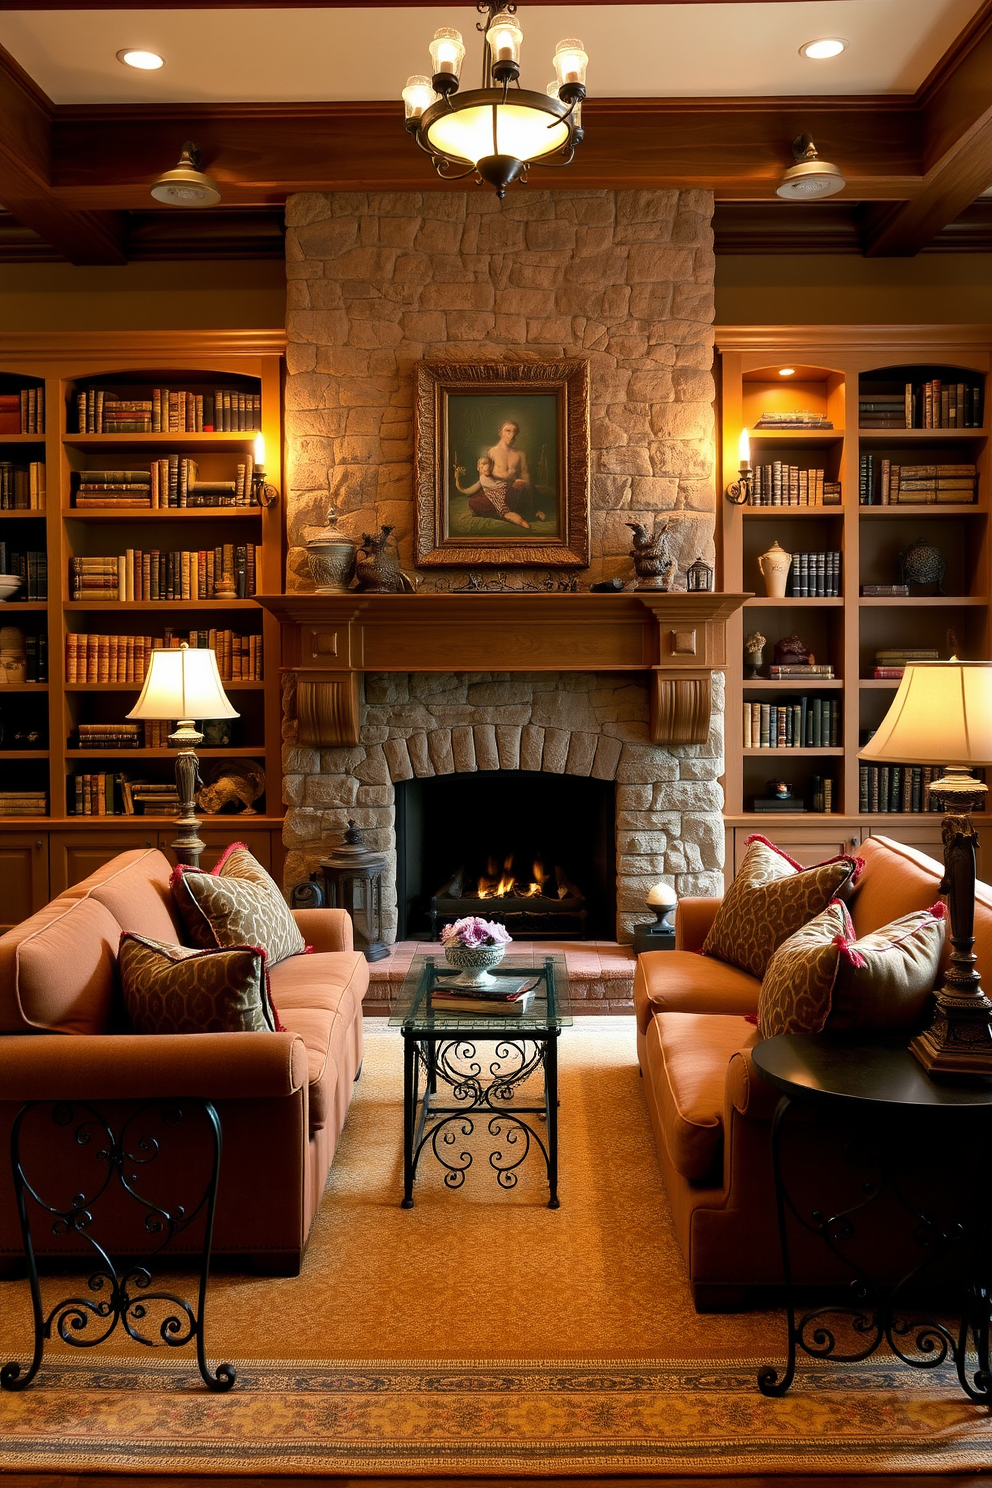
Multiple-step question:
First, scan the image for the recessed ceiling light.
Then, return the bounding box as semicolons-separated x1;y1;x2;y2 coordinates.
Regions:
117;48;165;71
800;38;846;60
779;368;796;377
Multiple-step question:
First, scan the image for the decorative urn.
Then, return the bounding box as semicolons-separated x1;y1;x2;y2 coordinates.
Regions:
757;540;793;598
305;507;358;594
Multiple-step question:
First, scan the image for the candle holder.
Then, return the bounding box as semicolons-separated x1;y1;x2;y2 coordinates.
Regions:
725;460;753;505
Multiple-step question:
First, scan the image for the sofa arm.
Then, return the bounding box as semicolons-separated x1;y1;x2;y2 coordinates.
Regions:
0;1031;308;1104
726;1042;782;1122
292;907;354;953
675;897;722;953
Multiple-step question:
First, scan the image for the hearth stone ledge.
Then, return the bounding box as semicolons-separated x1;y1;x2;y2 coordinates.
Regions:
282;668;725;950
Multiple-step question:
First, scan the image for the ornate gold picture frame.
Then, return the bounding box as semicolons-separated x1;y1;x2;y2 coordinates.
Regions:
414;359;590;567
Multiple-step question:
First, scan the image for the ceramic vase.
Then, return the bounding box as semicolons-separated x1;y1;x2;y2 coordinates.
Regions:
306;508;357;594
443;942;506;989
758;541;793;598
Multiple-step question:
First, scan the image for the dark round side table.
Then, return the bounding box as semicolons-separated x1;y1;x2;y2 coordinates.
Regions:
751;1032;992;1405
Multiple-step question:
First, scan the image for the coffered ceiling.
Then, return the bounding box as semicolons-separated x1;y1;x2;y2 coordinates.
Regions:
1;0;992;264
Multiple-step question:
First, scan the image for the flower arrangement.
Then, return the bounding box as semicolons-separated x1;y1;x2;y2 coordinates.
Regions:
440;916;513;949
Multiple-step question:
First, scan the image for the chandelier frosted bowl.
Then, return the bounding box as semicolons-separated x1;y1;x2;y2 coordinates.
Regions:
403;3;588;198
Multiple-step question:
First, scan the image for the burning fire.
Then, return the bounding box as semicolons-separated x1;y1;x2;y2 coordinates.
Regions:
476;853;549;900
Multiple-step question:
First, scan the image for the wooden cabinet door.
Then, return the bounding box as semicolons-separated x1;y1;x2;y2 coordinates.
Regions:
49;829;159;897
0;832;49;932
157;827;276;874
733;825;862;875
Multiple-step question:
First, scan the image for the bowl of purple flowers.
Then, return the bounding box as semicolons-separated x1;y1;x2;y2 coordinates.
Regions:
439;916;513;988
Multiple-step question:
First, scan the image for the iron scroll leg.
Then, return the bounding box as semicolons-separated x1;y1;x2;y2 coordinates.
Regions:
545;1029;560;1210
193;1102;236;1393
758;1095;797;1397
1;1105;46;1390
402;1031;417;1208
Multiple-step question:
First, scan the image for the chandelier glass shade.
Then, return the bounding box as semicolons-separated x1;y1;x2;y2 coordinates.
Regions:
403;3;587;197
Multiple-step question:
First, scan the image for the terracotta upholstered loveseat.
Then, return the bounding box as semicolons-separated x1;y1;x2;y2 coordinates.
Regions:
635;833;990;1311
0;848;369;1276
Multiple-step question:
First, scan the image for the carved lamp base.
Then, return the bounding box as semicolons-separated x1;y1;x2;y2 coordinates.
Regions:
912;768;992;1076
169;721;205;869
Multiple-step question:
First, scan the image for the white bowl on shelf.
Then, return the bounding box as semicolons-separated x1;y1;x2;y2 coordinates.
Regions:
0;574;23;602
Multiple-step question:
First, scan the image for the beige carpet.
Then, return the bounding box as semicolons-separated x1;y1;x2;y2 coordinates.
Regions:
2;1018;991;1475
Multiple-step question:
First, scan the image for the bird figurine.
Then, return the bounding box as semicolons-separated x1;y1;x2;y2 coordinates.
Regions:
353;526;415;593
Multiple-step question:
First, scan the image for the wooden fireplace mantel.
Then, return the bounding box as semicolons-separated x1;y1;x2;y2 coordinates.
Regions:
255;590;749;748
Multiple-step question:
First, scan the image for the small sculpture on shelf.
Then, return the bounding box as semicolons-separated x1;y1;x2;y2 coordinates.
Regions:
744;629;766;679
773;634;814;667
767;779;792;800
196;760;265;816
354;526;415;593
627;520;673;591
898;538;947;596
685;556;714;592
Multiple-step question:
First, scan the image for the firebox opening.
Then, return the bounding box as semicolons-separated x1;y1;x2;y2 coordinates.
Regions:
395;771;616;941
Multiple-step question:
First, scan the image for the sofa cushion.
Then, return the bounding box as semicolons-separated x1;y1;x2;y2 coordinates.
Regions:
10;896;121;1034
119;933;277;1036
88;849;185;944
702;834;863;979
644;1012;755;1181
172;845;305;965
269;949;369;1132
758;898;946;1038
634;949;760;1033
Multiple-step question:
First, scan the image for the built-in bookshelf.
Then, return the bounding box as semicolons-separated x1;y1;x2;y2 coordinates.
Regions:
718;327;992;877
0;331;287;925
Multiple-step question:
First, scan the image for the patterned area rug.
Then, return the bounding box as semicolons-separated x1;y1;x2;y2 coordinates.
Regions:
3;1355;991;1475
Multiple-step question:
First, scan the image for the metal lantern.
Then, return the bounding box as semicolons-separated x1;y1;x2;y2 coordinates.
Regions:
686;556;714;592
292;820;389;962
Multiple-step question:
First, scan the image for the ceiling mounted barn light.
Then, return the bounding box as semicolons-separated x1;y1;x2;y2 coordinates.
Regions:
402;2;587;199
776;133;845;200
149;141;221;206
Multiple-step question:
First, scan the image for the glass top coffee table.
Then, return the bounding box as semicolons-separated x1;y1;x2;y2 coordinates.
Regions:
389;952;572;1210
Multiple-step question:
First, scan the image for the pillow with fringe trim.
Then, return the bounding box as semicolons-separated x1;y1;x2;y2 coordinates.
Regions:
757;897;946;1039
119;932;279;1035
702;834;864;980
171;842;305;967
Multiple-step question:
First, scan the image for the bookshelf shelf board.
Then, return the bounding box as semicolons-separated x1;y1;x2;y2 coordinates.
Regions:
742;507;844;518
744;678;844;689
0;601;47;610
0;434;45;445
749;429;844;444
64;509;262;523
0;683;48;692
63;600;260;611
744;596;843;608
0;511;46;520
859;812;948;822
739;812;831;821
62;813;284;826
66;746;265;759
64;680;265;692
860;678;901;689
0;750;48;759
858;504;987;518
858;427;989;442
859;595;989;607
64;433;260;451
743;747;844;757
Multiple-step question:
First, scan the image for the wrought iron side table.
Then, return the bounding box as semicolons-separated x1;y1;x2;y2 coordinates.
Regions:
1;1098;235;1393
389;952;572;1209
751;1033;992;1404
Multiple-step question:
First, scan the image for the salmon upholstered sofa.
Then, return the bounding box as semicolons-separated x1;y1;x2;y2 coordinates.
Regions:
0;847;369;1276
635;833;990;1311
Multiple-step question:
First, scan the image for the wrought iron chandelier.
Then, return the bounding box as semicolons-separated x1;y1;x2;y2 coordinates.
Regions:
402;3;588;198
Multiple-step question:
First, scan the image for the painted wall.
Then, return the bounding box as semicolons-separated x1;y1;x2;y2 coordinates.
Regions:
0;261;286;331
715;253;992;326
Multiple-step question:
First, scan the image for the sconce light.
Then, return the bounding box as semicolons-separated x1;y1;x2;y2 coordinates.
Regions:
776;134;845;200
249;433;278;509
150;141;221;206
725;428;754;505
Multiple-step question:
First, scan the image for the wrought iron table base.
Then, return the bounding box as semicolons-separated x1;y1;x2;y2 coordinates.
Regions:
401;1031;561;1208
2;1099;235;1394
758;1094;992;1405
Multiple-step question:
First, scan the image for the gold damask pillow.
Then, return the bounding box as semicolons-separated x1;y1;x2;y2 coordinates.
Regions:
171;843;304;965
119;933;276;1035
702;834;863;979
757;898;945;1038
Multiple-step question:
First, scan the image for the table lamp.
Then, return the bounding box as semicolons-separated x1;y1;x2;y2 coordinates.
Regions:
128;644;239;868
859;660;992;1074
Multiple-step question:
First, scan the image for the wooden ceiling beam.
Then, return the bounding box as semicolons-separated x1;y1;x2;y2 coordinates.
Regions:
0;44;126;264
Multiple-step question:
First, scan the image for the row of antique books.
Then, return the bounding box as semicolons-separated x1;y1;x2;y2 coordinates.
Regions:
788;551;841;597
18;632;48;682
858;764;958;814
747;464;841;506
69;544;261;601
0;388;44;435
743;697;841;749
0;461;45;509
69;773;180;817
76;721;182;749
858;381;982;429
74;388;261;434
0;791;47;816
65;630;263;684
72;458;258;509
872;646;938;681
0;547;47;599
859;456;977;504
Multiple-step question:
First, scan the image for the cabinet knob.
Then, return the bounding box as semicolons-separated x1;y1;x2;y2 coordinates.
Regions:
145;839;152;848
850;836;859;848
35;839;42;849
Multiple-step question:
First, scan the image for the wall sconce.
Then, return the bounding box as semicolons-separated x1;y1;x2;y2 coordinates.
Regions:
149;141;221;206
250;433;278;509
725;428;753;505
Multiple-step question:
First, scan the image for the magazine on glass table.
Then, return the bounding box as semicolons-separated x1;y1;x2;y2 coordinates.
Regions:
428;972;541;1016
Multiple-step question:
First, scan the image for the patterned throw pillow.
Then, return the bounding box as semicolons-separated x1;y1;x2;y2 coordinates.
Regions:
757;898;946;1038
702;834;864;979
171;843;305;965
119;933;276;1035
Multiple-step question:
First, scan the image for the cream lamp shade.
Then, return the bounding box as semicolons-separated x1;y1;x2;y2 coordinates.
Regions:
859;661;992;767
127;646;239;723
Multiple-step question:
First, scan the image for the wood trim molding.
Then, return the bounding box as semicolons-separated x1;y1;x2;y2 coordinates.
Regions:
297;673;361;747
715;324;992;353
0;329;288;364
650;672;712;745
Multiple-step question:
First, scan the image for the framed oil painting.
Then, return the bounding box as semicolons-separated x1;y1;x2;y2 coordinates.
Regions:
414;360;590;567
